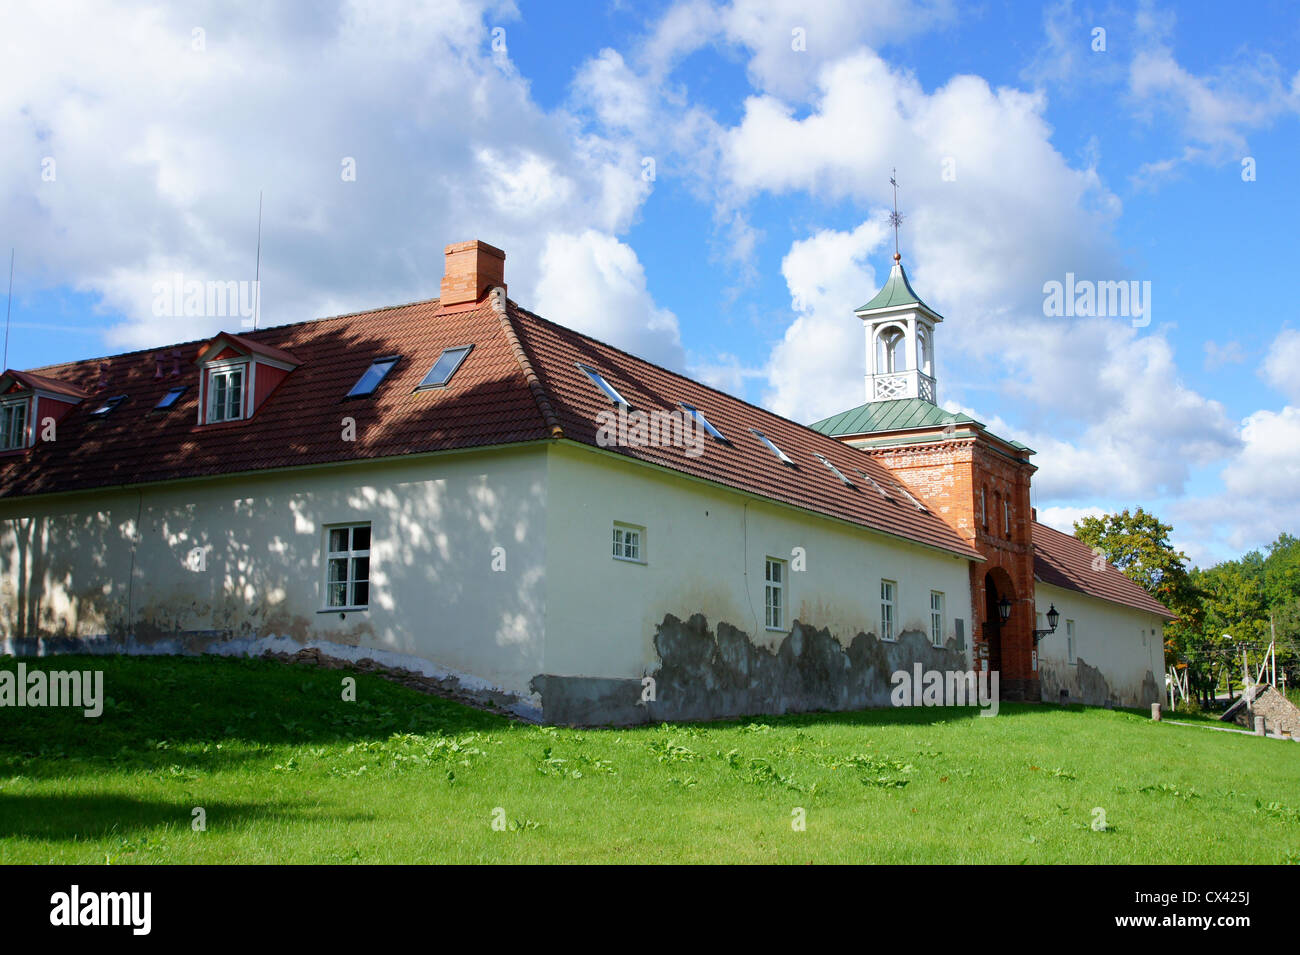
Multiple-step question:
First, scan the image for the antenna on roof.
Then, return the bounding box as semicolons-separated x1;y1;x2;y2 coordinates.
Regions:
252;190;263;331
3;248;13;370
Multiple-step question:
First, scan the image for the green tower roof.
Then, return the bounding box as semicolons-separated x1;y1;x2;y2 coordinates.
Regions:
856;257;941;318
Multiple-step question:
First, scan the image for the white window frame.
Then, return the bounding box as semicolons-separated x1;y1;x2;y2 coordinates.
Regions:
324;522;372;610
0;398;29;451
979;487;987;528
205;361;247;423
611;522;645;563
929;591;945;647
1003;497;1010;536
880;579;897;642
765;557;786;631
1066;619;1077;665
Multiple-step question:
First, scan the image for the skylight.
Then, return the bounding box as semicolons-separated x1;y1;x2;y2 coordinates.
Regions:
751;429;794;466
89;395;127;418
893;480;929;512
348;356;400;397
417;346;473;390
577;364;630;406
155;386;187;410
680;402;727;442
856;470;893;500
813;452;855;487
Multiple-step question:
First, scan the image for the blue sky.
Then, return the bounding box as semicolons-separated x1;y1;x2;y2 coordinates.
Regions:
3;0;1298;565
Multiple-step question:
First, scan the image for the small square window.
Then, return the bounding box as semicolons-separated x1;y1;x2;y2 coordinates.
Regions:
325;523;372;609
418;346;472;390
765;557;786;630
612;522;644;563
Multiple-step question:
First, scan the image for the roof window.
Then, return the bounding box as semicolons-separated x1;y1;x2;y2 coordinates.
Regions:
680;402;727;442
349;356;400;397
155;386;187;410
751;429;794;466
417;346;472;390
578;363;630;406
813;452;855;487
89;395;127;418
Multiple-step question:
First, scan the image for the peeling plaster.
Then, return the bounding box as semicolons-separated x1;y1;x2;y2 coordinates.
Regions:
532;612;970;726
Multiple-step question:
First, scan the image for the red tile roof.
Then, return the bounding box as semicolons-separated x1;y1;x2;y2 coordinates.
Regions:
1031;521;1173;618
198;332;303;366
0;291;981;560
3;369;91;399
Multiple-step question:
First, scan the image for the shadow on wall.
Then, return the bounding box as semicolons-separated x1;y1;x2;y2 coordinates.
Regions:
532;612;975;726
1038;658;1160;708
0;322;547;683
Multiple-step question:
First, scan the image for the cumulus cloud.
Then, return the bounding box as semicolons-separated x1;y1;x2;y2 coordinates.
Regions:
533;230;685;370
0;0;672;359
1261;328;1300;404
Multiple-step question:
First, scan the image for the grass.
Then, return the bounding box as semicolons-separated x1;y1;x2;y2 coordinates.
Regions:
1;655;1297;864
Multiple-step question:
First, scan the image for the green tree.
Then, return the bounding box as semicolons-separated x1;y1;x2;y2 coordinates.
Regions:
1074;509;1206;699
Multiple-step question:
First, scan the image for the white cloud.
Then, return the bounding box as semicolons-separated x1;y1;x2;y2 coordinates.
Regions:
533;230;685;370
1034;504;1104;536
0;0;664;353
1261;328;1300;404
1204;339;1245;371
762;220;886;421
1128;8;1300;180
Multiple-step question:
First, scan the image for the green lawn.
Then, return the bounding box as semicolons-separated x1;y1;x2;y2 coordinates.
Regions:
1;655;1297;864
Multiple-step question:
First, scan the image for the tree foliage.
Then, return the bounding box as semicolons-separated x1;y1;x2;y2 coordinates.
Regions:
1073;511;1296;707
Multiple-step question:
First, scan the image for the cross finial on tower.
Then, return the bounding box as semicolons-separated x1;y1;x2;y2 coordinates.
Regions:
888;168;903;261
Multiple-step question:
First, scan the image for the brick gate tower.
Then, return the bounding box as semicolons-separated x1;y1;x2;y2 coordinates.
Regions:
810;250;1041;701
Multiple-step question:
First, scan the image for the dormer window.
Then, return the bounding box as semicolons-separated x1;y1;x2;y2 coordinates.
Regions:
208;366;245;422
0;399;28;450
193;332;300;425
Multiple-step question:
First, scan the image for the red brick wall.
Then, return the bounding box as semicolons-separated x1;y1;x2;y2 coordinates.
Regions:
849;432;1040;700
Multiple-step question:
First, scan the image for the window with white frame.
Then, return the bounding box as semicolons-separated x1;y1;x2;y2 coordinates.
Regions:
880;579;897;641
1003;498;1010;536
611;523;644;562
208;366;245;422
930;591;944;646
325;523;371;609
0;401;28;451
1066;619;1076;664
979;487;987;528
765;557;785;630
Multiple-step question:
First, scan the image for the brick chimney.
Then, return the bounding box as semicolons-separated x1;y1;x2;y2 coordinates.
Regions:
440;240;505;306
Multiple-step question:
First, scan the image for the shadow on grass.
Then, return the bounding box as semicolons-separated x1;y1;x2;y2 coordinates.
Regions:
0;792;368;842
0;654;506;779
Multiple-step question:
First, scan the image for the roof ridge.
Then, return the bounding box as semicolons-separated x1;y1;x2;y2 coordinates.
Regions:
507;299;853;438
24;297;443;376
494;291;563;438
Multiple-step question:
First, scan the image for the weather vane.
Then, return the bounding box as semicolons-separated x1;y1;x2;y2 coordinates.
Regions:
888;168;904;260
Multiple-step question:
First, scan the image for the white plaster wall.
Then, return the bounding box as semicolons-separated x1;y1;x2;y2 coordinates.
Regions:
1035;581;1166;706
0;446;549;698
543;442;974;679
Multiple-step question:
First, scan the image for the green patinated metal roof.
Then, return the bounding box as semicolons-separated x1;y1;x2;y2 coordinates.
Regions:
809;398;979;437
809;398;1037;456
856;259;942;317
